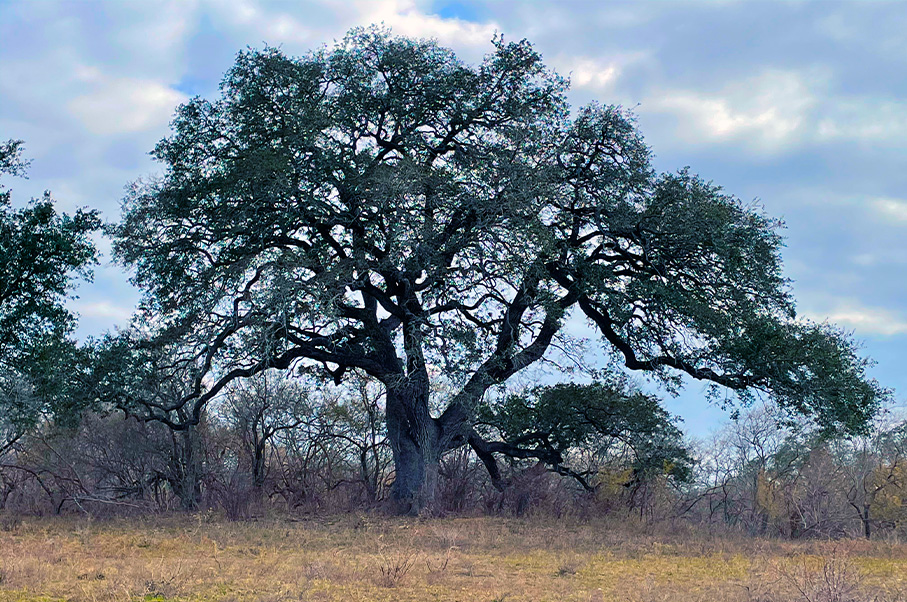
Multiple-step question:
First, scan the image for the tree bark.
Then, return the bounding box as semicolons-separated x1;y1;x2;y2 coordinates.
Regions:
385;386;446;515
252;436;266;490
850;500;873;539
168;425;203;511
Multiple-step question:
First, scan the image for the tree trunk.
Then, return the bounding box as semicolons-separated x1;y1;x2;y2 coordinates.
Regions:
169;425;203;511
252;438;266;490
385;387;442;515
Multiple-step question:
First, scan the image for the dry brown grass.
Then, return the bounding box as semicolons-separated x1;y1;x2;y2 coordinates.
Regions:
0;513;906;602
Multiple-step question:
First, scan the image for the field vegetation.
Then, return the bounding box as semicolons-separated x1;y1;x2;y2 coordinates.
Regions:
2;514;907;602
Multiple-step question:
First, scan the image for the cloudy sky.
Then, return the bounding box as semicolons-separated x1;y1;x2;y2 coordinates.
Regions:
1;0;905;436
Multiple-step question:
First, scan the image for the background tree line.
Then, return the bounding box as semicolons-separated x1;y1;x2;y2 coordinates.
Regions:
2;370;906;540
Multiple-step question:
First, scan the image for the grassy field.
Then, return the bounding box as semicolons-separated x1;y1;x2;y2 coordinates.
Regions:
1;513;906;602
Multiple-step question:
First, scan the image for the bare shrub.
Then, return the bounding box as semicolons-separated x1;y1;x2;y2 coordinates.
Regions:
373;539;419;587
774;550;861;602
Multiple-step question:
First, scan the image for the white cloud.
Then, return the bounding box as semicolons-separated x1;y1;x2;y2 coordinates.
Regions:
571;60;618;90
74;300;135;324
817;9;907;58
340;0;499;47
68;69;186;136
850;254;874;267
646;67;907;153
109;0;198;77
202;0;498;62
802;302;907;337
850;250;907;267
871;198;907;222
214;0;314;42
817;100;907;145
552;52;648;92
648;70;816;152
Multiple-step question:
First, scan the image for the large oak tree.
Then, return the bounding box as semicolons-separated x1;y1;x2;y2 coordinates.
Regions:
110;28;886;514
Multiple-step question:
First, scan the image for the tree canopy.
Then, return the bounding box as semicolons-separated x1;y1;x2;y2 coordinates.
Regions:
0;139;100;455
478;381;694;492
110;27;887;513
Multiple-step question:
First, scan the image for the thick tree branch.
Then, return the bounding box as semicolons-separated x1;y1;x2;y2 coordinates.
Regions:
577;296;754;389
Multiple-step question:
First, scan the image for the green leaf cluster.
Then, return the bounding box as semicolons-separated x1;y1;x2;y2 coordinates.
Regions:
481;381;693;483
0;139;100;447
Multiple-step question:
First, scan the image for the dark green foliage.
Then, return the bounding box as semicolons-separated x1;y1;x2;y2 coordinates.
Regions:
0;139;100;452
481;381;693;485
0;140;99;366
79;331;195;429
